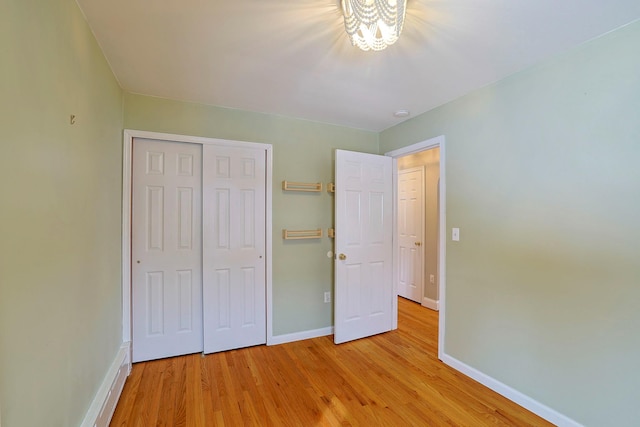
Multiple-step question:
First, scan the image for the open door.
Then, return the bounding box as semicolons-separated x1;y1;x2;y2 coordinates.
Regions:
334;150;393;344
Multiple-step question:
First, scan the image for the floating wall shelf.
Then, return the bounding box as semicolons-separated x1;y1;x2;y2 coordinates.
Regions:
282;229;323;240
282;181;322;192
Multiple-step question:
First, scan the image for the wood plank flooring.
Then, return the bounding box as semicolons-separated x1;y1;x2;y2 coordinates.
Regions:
110;298;553;426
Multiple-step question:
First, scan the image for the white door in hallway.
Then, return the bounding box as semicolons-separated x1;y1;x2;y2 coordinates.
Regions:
398;167;424;303
202;145;266;353
334;150;393;344
131;138;203;362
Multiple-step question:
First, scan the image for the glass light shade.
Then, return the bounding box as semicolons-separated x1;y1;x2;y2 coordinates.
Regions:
341;0;407;51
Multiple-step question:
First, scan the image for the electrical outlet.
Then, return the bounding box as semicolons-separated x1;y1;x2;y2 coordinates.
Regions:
324;291;331;303
430;274;435;284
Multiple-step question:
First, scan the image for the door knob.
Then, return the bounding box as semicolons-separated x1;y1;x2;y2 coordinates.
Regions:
338;253;347;260
414;242;421;246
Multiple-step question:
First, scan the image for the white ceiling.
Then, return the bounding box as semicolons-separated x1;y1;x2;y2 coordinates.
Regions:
76;0;640;132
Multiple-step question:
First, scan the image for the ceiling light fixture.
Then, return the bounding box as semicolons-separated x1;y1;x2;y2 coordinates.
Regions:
341;0;407;51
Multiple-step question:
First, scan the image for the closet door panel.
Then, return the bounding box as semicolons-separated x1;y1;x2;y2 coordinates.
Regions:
203;145;266;353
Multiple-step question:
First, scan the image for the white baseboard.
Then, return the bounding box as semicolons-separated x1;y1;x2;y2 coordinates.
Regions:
440;353;582;427
81;342;131;427
268;326;333;345
422;297;439;311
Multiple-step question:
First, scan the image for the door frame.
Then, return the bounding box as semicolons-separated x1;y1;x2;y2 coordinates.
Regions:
386;135;446;360
121;129;273;349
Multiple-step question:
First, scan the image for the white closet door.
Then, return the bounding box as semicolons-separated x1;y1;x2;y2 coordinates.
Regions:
131;138;203;362
202;145;266;354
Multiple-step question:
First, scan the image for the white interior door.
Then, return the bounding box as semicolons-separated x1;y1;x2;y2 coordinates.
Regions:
132;138;203;362
334;149;393;344
202;144;266;353
398;167;424;303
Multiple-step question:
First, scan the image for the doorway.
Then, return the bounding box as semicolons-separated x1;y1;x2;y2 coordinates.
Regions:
397;148;440;310
397;165;425;303
386;135;445;360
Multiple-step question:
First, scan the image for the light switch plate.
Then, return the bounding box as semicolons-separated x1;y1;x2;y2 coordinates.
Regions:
452;228;460;241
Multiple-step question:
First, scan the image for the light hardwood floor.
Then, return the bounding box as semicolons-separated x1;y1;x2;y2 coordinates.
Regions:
110;298;552;426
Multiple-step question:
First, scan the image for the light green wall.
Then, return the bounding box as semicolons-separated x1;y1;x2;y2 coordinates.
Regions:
124;93;379;335
381;21;640;426
0;0;124;426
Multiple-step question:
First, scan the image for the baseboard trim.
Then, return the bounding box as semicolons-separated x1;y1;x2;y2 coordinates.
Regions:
422;297;439;311
441;353;582;427
80;342;131;427
268;326;334;345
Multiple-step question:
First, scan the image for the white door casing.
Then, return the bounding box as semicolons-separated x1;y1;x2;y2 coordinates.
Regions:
202;145;267;353
385;135;446;360
131;138;203;362
398;167;424;303
334;149;394;344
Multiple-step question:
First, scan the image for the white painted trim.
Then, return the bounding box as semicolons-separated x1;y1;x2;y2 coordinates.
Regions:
124;129;272;151
121;134;132;343
385;135;446;361
80;343;131;427
440;353;582;427
437;140;446;361
422;297;439;311
384;135;445;158
391;158;399;330
269;327;334;346
265;145;274;345
121;130;273;352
